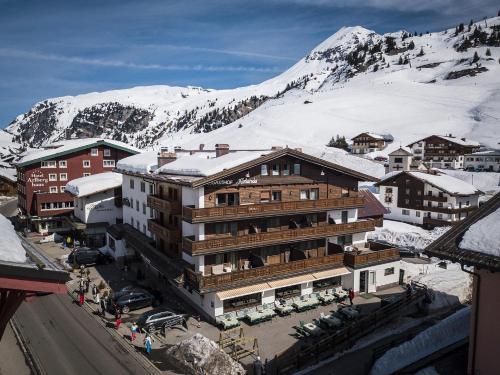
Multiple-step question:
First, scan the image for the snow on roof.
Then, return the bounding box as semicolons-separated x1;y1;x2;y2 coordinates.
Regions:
156;150;272;177
388;147;412;156
459;206;500;257
371;307;470;375
116;150;159;174
65;172;122;197
0;214;26;263
0;167;16;182
18;138;139;165
378;170;403;182
469;149;500;156
409;171;479;195
408;135;480;147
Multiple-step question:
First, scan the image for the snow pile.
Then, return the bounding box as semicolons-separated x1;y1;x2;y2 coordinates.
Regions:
65;172;122;197
368;220;450;250
460;206;500;257
370;307;470;375
0;214;26;263
165;333;245;375
116;150;158;174
402;261;471;311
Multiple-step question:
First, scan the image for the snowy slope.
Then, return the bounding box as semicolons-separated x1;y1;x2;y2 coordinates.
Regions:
5;17;500;160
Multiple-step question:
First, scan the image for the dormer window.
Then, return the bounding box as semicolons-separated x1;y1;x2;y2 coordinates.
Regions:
261;165;268;176
91;148;98;156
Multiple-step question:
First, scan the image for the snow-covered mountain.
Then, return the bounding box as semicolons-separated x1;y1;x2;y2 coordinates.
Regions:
5;17;500;156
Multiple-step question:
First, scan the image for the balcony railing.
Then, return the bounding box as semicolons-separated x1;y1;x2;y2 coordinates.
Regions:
343;248;399;268
147;219;181;243
423;195;448;202
185;253;344;292
424;205;477;214
183;220;375;255
423;217;455;227
182;196;364;223
146;195;181;214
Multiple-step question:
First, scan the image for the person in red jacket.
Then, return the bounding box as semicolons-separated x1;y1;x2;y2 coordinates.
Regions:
348;289;355;306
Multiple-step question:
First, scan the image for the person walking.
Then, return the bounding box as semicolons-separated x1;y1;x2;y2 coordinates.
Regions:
144;333;153;355
91;283;98;301
114;305;122;330
348;288;355;306
84;275;90;293
130;322;138;342
100;295;107;317
78;285;85;306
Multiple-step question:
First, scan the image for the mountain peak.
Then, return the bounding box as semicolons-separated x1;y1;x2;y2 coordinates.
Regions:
310;26;378;54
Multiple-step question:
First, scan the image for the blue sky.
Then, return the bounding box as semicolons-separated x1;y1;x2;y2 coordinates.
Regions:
0;0;498;127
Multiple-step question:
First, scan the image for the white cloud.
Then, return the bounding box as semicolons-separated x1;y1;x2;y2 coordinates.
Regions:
0;48;282;73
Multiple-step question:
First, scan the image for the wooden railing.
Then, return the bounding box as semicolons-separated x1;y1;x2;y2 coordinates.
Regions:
424;205;477;214
146;195;181;213
185;253;344;291
182;196;364;223
343;248;400;268
147;219;181;242
423;195;448;202
183;220;375;255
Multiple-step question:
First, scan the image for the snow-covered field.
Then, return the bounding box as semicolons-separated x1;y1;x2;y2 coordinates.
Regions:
368;219;450;250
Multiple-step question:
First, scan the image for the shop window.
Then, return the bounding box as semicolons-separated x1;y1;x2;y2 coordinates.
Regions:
384;267;395;276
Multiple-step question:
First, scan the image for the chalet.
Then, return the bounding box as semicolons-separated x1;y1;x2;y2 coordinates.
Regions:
351;133;393;154
65;172;123;247
425;192;500;375
387;147;413;172
113;145;401;320
407;135;480;169
15;138;139;234
464;149;500;172
0;168;16;196
377;170;481;227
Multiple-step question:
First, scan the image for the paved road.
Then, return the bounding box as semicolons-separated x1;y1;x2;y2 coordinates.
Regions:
0;199;149;375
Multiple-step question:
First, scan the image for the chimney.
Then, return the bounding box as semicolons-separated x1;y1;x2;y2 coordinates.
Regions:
158;148;177;167
65;128;72;140
199;144;205;151
215;144;230;157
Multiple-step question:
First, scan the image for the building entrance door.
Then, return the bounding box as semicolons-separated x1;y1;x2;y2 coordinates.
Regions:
359;271;368;293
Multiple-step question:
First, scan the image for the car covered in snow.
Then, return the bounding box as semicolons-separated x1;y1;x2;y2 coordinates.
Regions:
136;308;187;333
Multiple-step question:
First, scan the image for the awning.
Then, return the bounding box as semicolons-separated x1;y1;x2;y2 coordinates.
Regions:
267;274;316;289
312;267;351;280
216;282;270;301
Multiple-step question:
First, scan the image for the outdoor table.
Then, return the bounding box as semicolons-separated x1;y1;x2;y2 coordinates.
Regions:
340;307;360;319
246;311;262;324
302;322;323;336
320;314;342;328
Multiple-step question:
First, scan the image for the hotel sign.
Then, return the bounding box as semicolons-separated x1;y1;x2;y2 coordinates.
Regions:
28;171;48;187
208;178;258;186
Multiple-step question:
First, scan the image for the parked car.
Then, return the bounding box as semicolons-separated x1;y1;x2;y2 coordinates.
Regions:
112;290;157;313
67;247;113;266
374;156;388;162
136;308;187;333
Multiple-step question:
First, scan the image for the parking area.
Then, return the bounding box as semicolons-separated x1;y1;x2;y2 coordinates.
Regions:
32;238;407;372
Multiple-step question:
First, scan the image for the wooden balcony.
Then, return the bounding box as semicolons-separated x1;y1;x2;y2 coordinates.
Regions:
147;219;181;243
424;205;477;214
343;247;400;268
423;217;458;227
146;195;181;214
182;196;365;223
185;253;344;292
423;195;448;203
183;220;375;255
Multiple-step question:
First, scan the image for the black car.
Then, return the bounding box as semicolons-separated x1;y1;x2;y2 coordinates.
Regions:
136;308;186;333
112;291;156;313
67;247;113;266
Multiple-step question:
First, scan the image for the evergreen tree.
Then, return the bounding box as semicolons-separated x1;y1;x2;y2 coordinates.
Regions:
408;40;415;50
472;51;480;63
398;55;403;65
417;47;425;56
486;48;491;56
385;36;397;53
326;135;349;150
458;23;465;32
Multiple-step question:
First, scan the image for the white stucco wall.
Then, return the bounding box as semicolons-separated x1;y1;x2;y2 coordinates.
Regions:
75;189;122;225
346;260;400;293
122;175;154;237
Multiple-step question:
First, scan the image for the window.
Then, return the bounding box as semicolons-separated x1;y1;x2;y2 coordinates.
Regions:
49;173;57;181
91;148;98;156
104;149;111;157
41;161;56;168
140;182;145;192
416;211;421;217
272;191;281;201
415;200;421;206
261;164;268;176
136;222;140;230
216;193;227;206
438;213;443;219
384;267;395;276
83;173;91;177
103;160;115;167
402;209;410;215
149;207;154;218
60;186;66;192
300;188;319;200
260;191;271;203
142;202;146;215
131;217;134;226
149;184;154;194
130;179;135;189
404;199;409;205
272;163;280;176
417;190;422;196
282;163;290;176
59;160;67;168
59;173;68;181
386;188;393;193
394;157;403;163
136;200;139;212
405;188;411;195
438;202;443;208
49;186;58;193
293;163;301;175
142;224;146;234
83;160;90;168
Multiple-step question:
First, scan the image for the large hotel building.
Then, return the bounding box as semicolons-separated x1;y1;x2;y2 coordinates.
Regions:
114;145;400;319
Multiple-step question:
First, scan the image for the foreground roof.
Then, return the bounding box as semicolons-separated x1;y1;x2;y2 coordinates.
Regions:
358;189;389;218
425;192;500;272
65;172;122;198
17;138;140;167
377;170;480;196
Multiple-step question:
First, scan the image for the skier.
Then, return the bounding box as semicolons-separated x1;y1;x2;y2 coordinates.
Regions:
130;322;138;342
348;288;355;306
144;333;154;354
